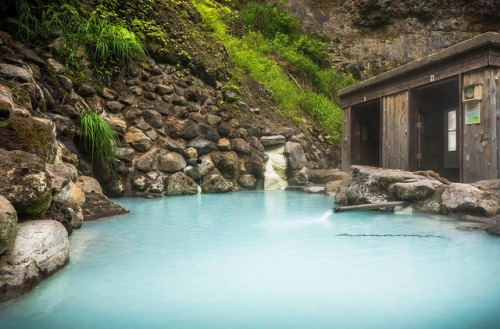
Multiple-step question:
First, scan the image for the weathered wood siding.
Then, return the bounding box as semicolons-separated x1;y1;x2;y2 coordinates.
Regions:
382;91;410;170
491;68;500;179
342;107;352;172
462;68;496;182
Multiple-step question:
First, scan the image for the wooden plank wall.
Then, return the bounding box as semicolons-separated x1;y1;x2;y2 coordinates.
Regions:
342;107;352;172
382;91;410;170
492;68;500;179
462;68;496;182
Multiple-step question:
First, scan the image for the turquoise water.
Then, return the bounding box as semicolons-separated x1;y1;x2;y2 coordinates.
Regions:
1;191;500;329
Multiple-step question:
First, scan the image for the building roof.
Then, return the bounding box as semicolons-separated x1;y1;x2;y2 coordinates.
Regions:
338;32;500;97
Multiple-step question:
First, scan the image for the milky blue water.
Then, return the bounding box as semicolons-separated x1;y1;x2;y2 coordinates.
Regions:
1;191;500;329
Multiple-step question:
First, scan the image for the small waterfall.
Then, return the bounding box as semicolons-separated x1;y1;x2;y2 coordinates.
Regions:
320;210;333;221
264;145;288;190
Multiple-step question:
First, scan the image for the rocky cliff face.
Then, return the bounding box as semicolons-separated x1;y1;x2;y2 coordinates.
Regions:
285;0;500;79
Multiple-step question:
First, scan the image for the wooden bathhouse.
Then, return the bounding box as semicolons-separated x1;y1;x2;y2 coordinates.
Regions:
338;32;500;183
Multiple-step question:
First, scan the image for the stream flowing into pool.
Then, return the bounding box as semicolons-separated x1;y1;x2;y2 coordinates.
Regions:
1;191;500;329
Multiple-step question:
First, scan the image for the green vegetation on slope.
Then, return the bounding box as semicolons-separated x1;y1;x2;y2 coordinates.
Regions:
193;0;355;146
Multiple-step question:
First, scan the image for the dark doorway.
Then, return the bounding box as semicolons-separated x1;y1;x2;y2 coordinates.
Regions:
413;78;460;182
352;100;381;167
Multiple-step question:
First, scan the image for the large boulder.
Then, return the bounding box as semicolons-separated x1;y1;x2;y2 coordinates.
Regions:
284;142;308;170
187;138;216;156
244;153;265;178
473;180;500;196
261;135;286;146
159;136;186;153
201;169;235;193
143;110;163;128
0;220;69;303
42;201;83;234
441;183;500;216
231;138;251;155
0;196;18;255
45;164;73;196
211;151;238;178
166;172;199;196
336;166;438;205
124;127;152;152
238;174;257;189
0;149;52;220
157;150;186;173
116;147;136;163
0;116;58;163
75;176;103;194
81;192;129;221
135;150;158;172
184;157;215;180
52;181;86;207
103;115;127;136
0;63;34;83
390;179;441;201
0;84;14;118
181;120;199;140
289;167;309;186
309;169;347;184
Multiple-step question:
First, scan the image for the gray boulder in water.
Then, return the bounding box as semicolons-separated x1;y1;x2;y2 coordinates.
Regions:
0;220;69;303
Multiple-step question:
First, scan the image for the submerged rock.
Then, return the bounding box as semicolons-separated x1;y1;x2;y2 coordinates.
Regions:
0;220;69;303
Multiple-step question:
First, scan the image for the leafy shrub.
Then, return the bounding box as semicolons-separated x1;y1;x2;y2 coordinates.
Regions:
240;3;300;39
295;35;330;68
79;110;119;175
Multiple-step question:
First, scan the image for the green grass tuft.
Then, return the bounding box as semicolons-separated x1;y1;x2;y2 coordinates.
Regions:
79;110;120;175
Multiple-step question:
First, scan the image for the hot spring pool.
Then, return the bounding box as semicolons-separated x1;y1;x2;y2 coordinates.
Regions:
1;191;500;329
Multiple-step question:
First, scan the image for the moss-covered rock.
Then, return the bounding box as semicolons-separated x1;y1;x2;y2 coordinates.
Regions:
0;116;57;164
0;149;52;220
0;195;18;255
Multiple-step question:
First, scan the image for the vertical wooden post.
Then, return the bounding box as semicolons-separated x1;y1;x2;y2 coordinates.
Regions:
458;73;464;182
491;68;499;179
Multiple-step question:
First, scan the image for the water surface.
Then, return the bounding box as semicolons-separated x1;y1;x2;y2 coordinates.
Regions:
1;191;500;329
